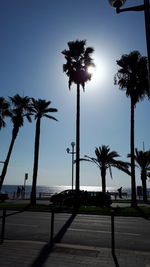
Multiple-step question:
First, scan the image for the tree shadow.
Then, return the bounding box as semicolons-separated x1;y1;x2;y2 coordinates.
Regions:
112;251;120;267
31;210;77;267
0;204;32;219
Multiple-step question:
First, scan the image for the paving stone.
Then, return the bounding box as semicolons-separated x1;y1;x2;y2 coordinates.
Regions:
0;241;150;267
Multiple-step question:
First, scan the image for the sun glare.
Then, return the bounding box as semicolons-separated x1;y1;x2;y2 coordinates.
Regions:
88;54;108;88
87;65;95;74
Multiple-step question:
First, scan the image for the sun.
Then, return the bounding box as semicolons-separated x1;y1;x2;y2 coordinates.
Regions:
87;65;95;74
87;54;108;88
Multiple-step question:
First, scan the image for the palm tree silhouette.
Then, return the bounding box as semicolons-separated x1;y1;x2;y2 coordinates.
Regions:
0;97;11;130
0;94;32;190
115;51;149;207
30;98;58;205
62;40;94;193
132;149;150;202
84;145;130;193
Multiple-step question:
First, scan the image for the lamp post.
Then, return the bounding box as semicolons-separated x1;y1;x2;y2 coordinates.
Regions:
66;142;76;190
108;0;150;91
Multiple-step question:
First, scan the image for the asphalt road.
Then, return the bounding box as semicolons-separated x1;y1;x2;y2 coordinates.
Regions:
0;210;150;252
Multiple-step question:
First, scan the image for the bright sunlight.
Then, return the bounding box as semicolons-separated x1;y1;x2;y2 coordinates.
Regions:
88;54;108;89
87;65;95;74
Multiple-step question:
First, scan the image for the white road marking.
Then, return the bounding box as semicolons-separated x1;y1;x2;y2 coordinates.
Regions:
68;228;140;237
6;223;37;228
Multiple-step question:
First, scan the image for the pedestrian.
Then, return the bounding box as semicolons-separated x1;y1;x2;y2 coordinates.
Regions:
17;186;21;198
118;187;122;198
21;186;25;199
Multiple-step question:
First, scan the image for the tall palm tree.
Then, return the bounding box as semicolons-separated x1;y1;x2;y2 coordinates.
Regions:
0;97;11;130
84;145;130;193
62;40;95;193
30;98;58;205
0;94;32;191
115;51;149;207
134;149;150;202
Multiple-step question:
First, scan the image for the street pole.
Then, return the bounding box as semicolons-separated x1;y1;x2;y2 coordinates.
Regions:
71;142;75;190
144;0;150;91
76;84;80;194
112;0;150;92
66;142;76;190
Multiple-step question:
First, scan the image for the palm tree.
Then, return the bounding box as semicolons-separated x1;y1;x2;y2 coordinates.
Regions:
62;40;95;193
115;51;149;207
0;97;11;130
30;98;58;205
84;145;130;193
133;149;150;202
0;94;32;191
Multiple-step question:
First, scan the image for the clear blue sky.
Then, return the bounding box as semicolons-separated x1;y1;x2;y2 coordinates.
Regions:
0;0;149;190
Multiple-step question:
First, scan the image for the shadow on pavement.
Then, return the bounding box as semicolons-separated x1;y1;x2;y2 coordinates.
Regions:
112;251;120;267
31;210;77;267
0;204;31;219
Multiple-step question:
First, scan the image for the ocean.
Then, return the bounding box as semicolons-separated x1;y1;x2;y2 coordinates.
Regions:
1;184;150;199
1;184;130;197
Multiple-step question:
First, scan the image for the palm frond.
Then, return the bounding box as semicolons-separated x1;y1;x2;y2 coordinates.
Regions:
0;97;11;129
109;165;113;179
62;39;95;90
115;50;149;105
44;114;58;121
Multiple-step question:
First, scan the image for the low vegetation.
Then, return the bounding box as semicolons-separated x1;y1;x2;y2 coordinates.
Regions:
0;202;150;217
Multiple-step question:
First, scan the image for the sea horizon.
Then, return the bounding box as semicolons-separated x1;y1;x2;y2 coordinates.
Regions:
2;184;131;191
2;184;150;194
2;184;150;199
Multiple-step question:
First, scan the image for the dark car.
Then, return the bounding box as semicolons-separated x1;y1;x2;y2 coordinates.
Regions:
0;191;9;202
83;191;112;207
50;189;85;205
50;189;111;207
50;189;74;204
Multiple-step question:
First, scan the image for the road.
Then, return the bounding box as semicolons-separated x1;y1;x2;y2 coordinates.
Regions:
0;211;150;252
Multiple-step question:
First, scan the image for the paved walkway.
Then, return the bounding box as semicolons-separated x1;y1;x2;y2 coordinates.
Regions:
0;240;150;267
1;199;150;266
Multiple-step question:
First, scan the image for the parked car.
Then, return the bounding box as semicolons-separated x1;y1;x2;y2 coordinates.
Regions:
83;191;112;207
0;191;9;202
50;189;112;207
50;189;84;205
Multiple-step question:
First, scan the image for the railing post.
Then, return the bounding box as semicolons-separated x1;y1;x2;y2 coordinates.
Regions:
50;208;55;243
111;211;120;267
1;208;6;244
111;211;115;253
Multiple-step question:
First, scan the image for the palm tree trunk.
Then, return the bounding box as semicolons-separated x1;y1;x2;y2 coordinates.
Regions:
0;129;18;191
101;167;106;193
75;83;80;194
130;99;137;207
141;170;147;202
31;117;41;205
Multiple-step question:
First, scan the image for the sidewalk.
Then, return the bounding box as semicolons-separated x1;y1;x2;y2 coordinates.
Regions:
0;240;150;267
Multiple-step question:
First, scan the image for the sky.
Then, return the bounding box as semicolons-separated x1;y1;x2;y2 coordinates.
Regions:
0;0;150;190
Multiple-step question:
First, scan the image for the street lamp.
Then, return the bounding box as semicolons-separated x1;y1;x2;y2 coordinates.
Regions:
109;0;126;8
108;0;150;91
66;142;76;190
